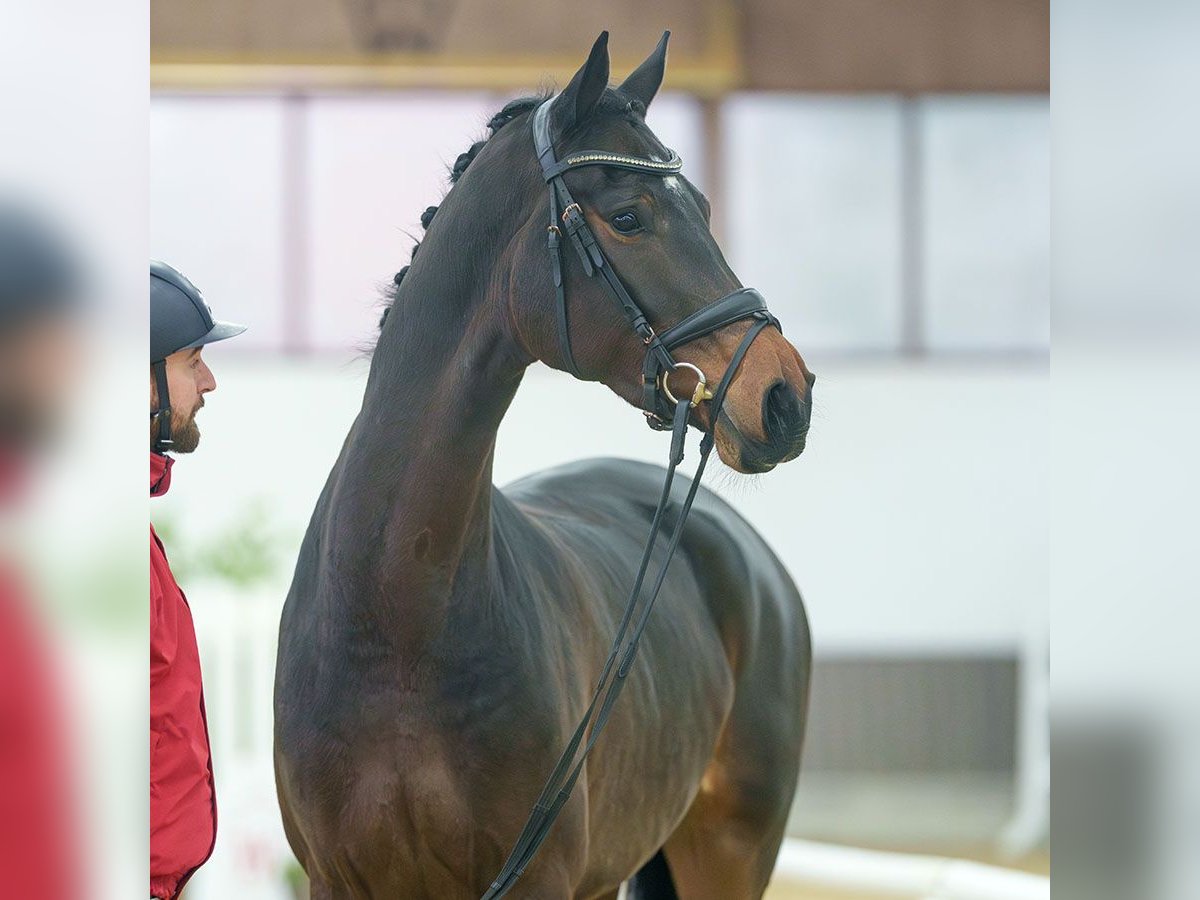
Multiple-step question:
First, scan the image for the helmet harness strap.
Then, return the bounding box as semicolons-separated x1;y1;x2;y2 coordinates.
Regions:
151;359;173;454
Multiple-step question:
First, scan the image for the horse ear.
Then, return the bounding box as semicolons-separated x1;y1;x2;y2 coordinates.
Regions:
552;31;610;135
618;31;670;110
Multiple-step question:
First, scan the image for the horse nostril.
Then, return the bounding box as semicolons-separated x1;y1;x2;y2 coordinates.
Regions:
805;371;817;389
764;379;809;444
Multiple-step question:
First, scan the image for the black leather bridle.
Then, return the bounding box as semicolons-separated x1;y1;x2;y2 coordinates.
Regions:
480;99;782;899
532;99;780;430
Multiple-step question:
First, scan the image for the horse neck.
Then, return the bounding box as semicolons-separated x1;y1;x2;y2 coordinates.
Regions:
328;178;533;640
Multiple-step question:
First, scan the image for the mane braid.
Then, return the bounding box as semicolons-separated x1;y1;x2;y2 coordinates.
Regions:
376;94;550;332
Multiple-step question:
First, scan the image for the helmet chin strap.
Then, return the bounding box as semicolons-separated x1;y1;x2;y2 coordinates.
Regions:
151;359;173;454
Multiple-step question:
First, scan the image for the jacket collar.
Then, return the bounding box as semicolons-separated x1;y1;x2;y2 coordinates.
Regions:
150;451;174;497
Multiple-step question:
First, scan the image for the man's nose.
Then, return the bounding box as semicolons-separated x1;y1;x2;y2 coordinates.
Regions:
199;361;217;393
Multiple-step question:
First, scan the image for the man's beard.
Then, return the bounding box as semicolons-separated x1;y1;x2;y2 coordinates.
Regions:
0;393;58;454
170;409;202;453
159;400;202;454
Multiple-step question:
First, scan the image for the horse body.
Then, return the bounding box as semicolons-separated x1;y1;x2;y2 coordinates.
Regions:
275;33;815;899
277;455;808;898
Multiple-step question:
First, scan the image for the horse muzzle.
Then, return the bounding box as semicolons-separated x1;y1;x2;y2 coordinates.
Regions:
716;377;812;473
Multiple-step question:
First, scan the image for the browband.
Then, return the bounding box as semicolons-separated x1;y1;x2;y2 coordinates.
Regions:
543;151;683;180
533;101;682;179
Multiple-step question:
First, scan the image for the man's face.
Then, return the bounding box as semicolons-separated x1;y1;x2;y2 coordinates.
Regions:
0;314;80;453
151;346;216;454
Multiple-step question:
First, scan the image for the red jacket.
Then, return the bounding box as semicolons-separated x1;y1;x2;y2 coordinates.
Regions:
0;563;81;900
150;452;217;899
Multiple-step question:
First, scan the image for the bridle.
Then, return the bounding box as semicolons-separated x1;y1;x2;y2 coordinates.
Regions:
531;98;780;430
480;98;782;899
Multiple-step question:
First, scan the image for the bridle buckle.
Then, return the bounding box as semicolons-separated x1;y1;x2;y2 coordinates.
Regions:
642;411;672;431
561;202;582;224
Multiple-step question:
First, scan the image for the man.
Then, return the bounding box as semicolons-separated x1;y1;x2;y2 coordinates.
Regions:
0;203;83;900
150;260;244;900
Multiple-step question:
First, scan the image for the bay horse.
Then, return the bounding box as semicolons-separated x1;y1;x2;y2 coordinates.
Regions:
274;32;814;900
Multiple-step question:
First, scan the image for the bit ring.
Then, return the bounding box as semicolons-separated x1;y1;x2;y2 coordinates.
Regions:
659;362;714;408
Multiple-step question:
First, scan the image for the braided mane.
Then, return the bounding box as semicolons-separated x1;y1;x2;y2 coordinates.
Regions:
377;95;546;330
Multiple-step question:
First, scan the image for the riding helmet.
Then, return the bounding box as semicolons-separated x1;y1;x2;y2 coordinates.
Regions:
150;261;245;453
151;260;245;364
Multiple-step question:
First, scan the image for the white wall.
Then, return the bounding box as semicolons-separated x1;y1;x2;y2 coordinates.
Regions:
724;95;905;350
155;356;1047;655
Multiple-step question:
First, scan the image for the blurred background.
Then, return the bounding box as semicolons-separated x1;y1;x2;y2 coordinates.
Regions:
149;2;1049;897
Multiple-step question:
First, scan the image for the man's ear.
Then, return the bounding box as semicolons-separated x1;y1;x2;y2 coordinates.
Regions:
618;31;670;110
550;31;610;137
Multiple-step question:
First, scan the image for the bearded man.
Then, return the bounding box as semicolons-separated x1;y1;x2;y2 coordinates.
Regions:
149;260;244;899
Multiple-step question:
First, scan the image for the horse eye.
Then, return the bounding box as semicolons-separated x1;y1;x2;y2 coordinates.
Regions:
611;211;642;234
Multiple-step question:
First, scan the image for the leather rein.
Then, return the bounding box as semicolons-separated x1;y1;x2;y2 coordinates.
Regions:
480;98;781;898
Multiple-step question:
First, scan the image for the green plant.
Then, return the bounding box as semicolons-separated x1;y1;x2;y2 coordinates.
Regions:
153;498;290;588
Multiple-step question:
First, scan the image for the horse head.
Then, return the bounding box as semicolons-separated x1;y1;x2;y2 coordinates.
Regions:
504;32;815;473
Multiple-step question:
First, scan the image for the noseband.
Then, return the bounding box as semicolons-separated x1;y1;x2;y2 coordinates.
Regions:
480;99;783;899
532;99;780;430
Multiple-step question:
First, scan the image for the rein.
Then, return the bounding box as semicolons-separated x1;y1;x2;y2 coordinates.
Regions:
479;99;780;898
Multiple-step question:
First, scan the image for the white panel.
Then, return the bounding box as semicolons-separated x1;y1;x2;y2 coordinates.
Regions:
162;359;1046;656
922;96;1050;350
150;95;287;352
723;95;904;352
304;91;499;352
